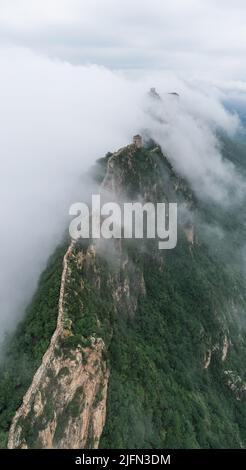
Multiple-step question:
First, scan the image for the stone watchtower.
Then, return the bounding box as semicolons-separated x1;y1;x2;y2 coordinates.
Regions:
133;134;143;149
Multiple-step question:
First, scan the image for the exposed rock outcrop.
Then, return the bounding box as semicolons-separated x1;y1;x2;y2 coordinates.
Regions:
8;241;109;449
222;335;230;362
204;349;212;369
224;370;246;400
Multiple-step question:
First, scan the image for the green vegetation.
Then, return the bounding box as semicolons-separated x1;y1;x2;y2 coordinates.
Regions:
61;241;116;348
0;243;66;447
101;235;246;448
1;140;246;449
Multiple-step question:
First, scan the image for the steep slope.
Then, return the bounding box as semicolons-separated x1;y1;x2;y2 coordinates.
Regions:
1;141;246;448
7;241;110;449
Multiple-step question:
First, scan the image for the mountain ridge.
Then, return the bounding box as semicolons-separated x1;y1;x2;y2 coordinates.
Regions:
1;140;246;448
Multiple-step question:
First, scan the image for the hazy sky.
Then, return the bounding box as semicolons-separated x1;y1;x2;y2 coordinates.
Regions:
0;0;246;80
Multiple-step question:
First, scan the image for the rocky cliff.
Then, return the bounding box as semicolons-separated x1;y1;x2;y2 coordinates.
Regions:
7;242;109;449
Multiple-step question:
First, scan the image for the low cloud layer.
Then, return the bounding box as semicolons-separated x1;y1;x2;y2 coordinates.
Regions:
143;82;243;204
0;46;144;339
0;45;244;343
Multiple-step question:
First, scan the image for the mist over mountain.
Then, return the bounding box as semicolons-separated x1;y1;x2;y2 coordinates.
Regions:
1;120;246;449
1;46;244;344
1;0;246;457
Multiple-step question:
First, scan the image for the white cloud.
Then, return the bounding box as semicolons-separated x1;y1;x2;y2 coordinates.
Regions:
0;45;144;340
142;82;242;203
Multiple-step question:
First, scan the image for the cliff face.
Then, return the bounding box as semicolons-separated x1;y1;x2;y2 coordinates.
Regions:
8;338;108;449
7;242;109;449
3;141;246;449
